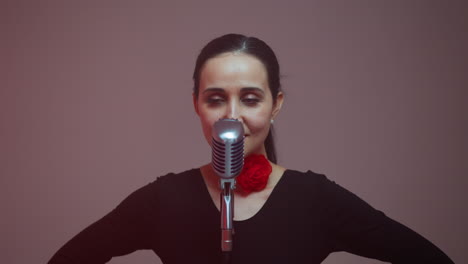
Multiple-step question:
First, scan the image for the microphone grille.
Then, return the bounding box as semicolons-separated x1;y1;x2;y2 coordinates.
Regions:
211;119;244;179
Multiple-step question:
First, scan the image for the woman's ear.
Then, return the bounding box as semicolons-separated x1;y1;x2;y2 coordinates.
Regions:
193;93;200;116
271;91;284;119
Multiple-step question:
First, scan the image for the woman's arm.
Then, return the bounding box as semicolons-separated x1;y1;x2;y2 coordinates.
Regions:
48;181;159;264
320;177;454;264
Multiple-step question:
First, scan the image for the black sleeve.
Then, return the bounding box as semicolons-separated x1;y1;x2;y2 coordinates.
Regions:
48;180;160;264
319;176;454;264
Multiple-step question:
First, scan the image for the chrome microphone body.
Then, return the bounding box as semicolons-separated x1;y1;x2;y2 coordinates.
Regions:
212;118;245;185
211;118;244;252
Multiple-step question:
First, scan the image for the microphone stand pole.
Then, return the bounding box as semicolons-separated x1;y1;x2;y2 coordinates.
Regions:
220;178;235;264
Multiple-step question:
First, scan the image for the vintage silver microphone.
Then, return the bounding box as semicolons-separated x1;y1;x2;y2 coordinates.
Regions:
211;118;244;252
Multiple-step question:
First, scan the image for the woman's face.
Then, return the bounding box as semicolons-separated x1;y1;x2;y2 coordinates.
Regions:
194;52;283;159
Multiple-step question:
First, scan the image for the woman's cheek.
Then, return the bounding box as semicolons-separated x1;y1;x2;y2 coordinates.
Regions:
248;121;270;140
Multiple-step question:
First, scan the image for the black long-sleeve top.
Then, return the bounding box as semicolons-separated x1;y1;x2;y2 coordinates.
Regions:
49;169;454;263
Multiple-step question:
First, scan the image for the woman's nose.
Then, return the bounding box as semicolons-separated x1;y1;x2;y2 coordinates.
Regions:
224;100;240;120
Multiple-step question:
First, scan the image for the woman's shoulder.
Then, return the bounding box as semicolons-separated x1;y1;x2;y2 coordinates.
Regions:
281;168;330;187
114;168;203;210
120;168;201;200
154;168;201;184
279;169;356;201
142;168;203;195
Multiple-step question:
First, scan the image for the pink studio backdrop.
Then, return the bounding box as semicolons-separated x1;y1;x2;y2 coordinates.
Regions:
2;1;466;263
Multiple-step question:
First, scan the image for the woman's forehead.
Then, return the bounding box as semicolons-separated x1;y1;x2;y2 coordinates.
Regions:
199;52;268;91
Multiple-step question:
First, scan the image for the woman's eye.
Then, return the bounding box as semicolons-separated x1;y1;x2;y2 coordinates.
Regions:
242;97;260;106
206;97;224;105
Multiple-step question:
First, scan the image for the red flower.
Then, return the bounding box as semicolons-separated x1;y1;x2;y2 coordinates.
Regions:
237;154;272;195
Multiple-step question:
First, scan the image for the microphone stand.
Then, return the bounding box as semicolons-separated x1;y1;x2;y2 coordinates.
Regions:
220;178;235;264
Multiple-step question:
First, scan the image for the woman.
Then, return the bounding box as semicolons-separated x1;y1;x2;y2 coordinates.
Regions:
49;34;453;263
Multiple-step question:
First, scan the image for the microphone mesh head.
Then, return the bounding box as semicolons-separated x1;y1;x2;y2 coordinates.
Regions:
211;119;244;179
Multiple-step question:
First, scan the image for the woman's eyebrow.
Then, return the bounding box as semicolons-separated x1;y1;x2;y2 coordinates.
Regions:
202;87;265;95
202;87;225;94
241;87;265;94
